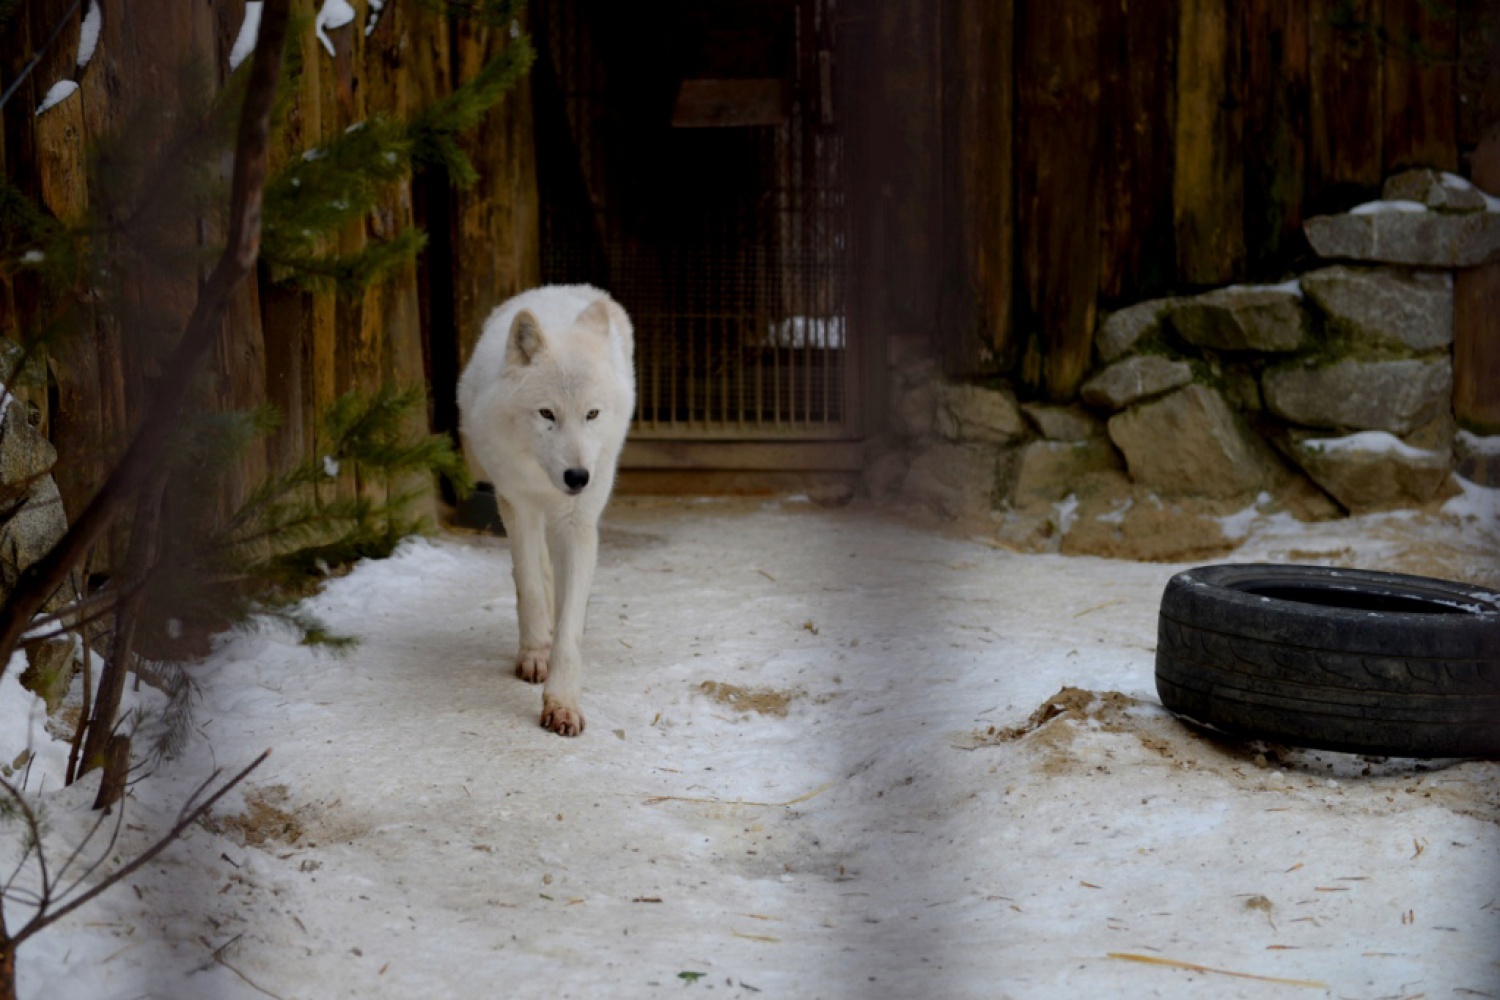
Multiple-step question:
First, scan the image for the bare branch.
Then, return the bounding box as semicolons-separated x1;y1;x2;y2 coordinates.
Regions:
11;748;270;947
44;803;123;905
0;780;51;925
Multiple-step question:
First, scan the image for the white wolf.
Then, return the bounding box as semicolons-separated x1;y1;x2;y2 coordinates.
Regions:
457;285;635;736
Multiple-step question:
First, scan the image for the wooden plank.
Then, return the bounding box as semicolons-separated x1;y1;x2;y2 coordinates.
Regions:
364;0;425;392
49;318;103;524
1453;125;1500;435
1098;0;1177;300
1457;0;1500;151
34;89;86;223
363;0;432;516
847;0;941;387
1309;0;1383;212
259;0;324;475
326;0;370;400
1241;0;1309;276
835;9;887;437
948;0;1014;366
1173;0;1244;286
1381;0;1458;173
27;0;94;523
215;281;269;511
211;0;265;513
258;280;308;476
452;16;541;369
297;0;340;478
616;469;860;498
315;0;378;506
1017;4;1102;399
622;440;866;471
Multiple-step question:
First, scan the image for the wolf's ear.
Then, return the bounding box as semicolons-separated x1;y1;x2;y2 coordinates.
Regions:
577;298;612;337
507;310;546;366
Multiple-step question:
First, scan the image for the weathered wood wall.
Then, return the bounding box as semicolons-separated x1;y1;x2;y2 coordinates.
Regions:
1;0;536;530
918;0;1499;403
6;0;1497;496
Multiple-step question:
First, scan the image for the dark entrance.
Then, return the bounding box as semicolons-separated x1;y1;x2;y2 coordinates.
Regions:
532;0;861;460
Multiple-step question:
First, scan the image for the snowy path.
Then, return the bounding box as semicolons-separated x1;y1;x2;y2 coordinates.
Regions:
11;492;1500;999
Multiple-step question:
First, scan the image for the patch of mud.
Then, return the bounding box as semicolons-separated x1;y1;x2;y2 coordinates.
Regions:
699;681;799;717
962;686;1141;746
959;686;1500;822
213;784;305;848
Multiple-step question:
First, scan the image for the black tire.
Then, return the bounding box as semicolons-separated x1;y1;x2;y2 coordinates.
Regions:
1155;563;1500;757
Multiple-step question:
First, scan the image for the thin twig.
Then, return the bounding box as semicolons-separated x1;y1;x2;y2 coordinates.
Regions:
47;791;130;906
11;749;270;947
41;797;116;893
66;550;98;786
644;781;834;809
214;952;287;1000
1107;952;1327;988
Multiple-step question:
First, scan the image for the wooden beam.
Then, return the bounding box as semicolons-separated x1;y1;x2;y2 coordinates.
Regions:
1309;0;1383;211
1174;0;1244;285
622;440;866;472
1241;0;1309;276
1381;0;1458;174
1453;125;1500;436
1017;3;1103;399
948;0;1015;366
1099;0;1178;300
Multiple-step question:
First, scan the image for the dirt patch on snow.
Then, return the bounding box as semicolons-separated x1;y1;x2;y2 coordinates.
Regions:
699;680;800;717
959;686;1500;823
214;784;305;848
961;686;1141;746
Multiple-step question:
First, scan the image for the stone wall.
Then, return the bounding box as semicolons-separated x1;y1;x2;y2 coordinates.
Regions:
866;170;1500;560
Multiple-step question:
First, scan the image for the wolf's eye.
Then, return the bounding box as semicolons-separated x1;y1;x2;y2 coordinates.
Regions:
539;408;555;422
586;409;600;421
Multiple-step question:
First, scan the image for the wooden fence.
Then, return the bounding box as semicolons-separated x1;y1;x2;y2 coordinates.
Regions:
2;0;537;528
925;0;1500;403
4;0;1498;525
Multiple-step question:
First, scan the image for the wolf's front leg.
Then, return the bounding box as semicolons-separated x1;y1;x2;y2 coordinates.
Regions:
502;499;553;683
539;513;599;736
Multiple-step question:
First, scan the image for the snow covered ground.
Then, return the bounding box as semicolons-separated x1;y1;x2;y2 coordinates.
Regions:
5;483;1500;1000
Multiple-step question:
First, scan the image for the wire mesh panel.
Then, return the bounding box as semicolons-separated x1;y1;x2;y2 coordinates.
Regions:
535;0;853;441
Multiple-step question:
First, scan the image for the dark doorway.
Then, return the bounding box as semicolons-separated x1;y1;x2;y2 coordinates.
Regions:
532;0;859;448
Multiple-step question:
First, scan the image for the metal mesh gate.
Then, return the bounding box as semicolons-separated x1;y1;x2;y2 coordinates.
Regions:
534;0;853;441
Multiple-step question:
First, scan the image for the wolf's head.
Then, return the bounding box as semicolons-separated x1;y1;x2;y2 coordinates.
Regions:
501;299;634;497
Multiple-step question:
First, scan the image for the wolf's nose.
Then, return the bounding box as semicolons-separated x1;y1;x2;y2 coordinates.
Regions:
564;468;590;491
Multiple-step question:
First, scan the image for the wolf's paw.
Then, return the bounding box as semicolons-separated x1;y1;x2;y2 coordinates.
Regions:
516;646;551;684
541;697;585;737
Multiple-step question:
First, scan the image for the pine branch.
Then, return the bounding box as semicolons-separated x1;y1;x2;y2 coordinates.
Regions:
408;37;535;186
261;116;412;263
263;228;427;294
0;179;79;288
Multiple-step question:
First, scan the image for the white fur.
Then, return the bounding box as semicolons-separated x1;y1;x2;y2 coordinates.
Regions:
457;285;635;736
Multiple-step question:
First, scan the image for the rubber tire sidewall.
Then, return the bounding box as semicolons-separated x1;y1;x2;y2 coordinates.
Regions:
1156;564;1500;757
